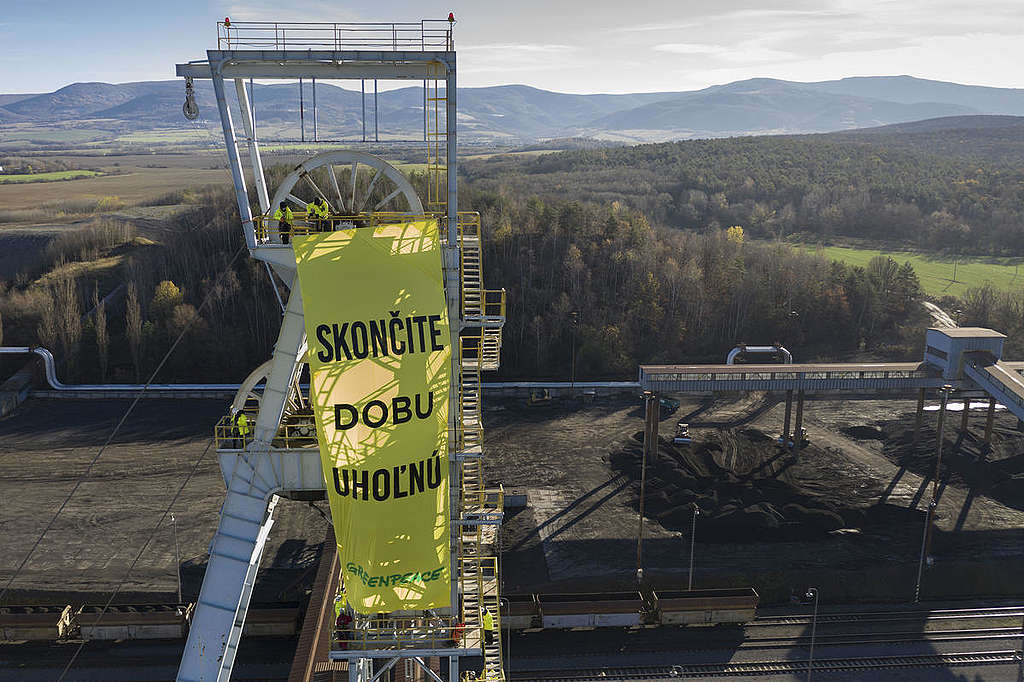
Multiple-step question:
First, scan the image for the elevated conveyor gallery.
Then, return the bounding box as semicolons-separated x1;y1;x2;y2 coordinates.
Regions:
640;327;1024;447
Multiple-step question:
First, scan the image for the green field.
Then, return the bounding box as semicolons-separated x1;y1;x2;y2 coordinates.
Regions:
799;243;1024;298
112;129;200;144
0;170;104;184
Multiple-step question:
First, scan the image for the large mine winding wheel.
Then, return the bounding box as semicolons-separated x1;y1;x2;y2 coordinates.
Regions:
266;150;424;244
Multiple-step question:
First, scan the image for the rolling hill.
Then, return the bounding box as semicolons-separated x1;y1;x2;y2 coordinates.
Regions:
3;75;1024;144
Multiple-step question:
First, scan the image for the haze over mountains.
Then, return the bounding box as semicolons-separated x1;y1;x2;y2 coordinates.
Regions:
3;75;1024;143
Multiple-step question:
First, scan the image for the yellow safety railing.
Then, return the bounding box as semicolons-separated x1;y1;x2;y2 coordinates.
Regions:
482;290;506;319
425;76;448;211
214;413;319;450
462;485;504;518
251;210;442;241
457;556;503;680
334;615;459;651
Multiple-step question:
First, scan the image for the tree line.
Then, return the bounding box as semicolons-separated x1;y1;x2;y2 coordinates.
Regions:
463;136;1024;256
0;154;984;384
466;187;928;378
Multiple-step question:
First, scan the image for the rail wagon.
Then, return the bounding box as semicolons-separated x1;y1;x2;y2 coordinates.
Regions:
77;604;189;640
0;605;72;640
500;588;759;630
653;588;759;625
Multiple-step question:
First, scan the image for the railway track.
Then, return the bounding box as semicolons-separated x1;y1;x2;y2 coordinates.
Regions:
512;650;1022;680
749;604;1024;627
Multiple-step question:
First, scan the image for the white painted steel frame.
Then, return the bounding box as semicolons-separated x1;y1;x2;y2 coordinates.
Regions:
173;47;461;682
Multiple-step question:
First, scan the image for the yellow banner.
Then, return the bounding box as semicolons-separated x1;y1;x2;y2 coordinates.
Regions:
293;220;451;613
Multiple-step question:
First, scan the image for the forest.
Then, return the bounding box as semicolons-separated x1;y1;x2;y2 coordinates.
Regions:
3;129;1024;383
464;136;1024;256
0;182;933;384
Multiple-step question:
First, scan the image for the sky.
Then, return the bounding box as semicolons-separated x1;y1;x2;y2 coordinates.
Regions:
2;0;1023;94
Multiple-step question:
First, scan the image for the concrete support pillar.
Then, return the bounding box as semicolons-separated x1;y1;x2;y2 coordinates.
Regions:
960;399;971;434
984;397;997;444
782;390;793;445
793;390;805;448
448;656;458;682
913;388;926;444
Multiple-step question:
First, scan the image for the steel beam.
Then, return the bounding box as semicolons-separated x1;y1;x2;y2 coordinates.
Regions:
177;52;448;80
914;388;926;444
445;58;457;245
209;61;257;251
984;397;996;444
793;389;805;447
234;79;270;213
782;390;793;444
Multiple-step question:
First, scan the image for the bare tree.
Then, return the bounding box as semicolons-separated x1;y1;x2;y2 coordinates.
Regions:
54;277;82;380
93;285;109;383
126;281;143;382
36;290;58;352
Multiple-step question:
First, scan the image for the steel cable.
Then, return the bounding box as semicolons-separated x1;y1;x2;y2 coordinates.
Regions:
0;244;247;605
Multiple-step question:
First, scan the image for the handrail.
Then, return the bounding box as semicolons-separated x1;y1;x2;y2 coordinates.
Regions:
217;20;454;51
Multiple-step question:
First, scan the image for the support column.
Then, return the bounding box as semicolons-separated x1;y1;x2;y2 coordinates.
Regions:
782;390;793;446
793;390;805;448
913;388;926;444
299;78;305;142
446;56;458;245
234;79;270;214
984;397;997;444
209;61;255;250
637;392;657;583
960;399;970;435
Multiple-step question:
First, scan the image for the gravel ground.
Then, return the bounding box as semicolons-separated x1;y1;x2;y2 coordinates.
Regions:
0;398;328;604
485;394;1024;600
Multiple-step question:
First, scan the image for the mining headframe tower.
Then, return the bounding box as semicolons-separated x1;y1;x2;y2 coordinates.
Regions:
174;18;506;682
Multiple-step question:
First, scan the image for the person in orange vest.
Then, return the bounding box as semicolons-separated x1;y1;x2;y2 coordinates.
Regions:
449;620;465;648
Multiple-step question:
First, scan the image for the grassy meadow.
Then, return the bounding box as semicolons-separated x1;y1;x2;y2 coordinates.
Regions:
0;170;103;184
799;243;1024;298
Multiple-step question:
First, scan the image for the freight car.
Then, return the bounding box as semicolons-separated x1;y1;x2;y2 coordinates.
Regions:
500;588;758;630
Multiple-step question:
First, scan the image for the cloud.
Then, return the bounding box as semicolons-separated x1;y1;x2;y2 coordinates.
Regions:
223;0;363;23
461;43;576;54
652;43;728;56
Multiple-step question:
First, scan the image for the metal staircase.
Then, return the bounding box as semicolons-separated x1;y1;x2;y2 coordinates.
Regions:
454;212;505;681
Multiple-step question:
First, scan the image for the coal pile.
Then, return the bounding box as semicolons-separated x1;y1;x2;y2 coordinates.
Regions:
874;414;1024;510
612;430;872;542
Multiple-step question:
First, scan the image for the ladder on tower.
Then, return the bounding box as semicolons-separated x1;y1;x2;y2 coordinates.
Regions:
426;75;447;212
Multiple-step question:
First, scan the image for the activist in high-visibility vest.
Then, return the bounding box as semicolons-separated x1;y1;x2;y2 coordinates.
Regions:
482;608;495;645
272;202;294;244
235;412;250;436
306;198;330;233
233;411;250;447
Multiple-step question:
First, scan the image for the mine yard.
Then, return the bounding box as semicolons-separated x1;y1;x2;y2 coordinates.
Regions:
2;389;1024;680
5;12;1024;681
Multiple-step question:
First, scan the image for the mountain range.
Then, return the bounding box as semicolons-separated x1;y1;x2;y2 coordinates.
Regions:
3;75;1024;143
